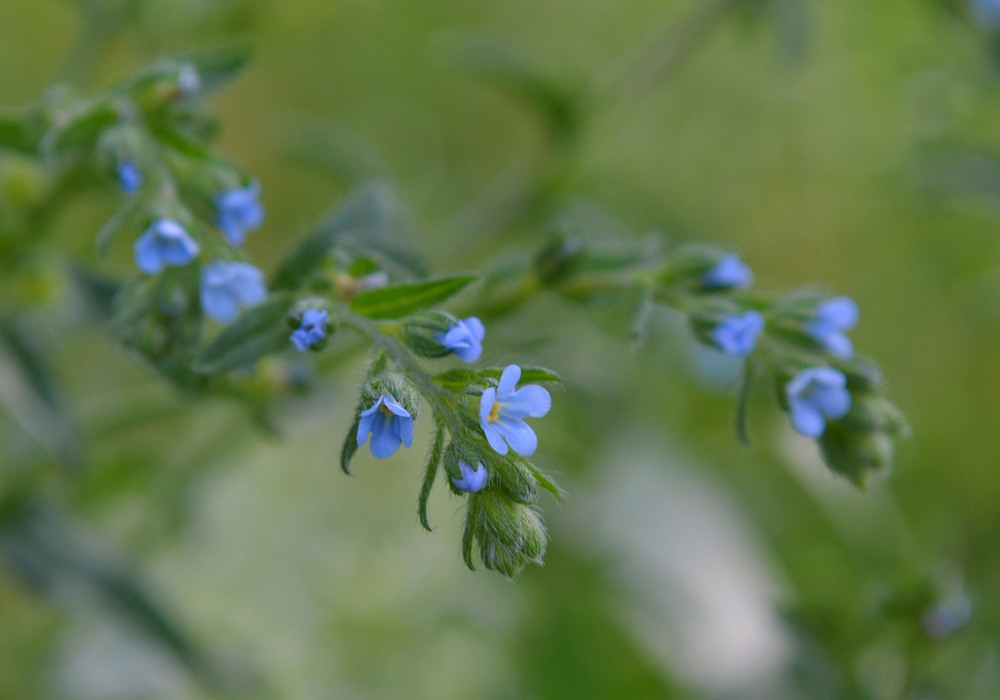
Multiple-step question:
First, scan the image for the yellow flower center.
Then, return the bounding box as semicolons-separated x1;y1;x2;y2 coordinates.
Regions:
379;403;395;416
488;402;502;422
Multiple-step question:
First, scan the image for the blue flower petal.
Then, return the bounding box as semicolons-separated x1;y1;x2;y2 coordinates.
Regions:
815;297;858;330
369;414;400;458
790;401;825;438
356;409;376;446
482;422;508;455
201;287;239;322
498;364;521;397
479;387;497;425
134;232;165;274
381;395;411;418
822;332;854;360
464;317;485;341
496;416;538;456
453;461;487;493
397;414;414;448
504;385;551;419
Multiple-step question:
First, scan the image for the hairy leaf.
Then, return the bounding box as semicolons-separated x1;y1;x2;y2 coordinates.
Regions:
350;274;476;320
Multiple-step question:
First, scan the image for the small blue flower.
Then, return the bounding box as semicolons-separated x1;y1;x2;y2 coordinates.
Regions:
177;64;200;95
290;309;329;351
452;460;487;493
479;365;551;456
216;182;264;246
786;367;851;438
702;253;754;290
710;310;764;356
118;162;142;193
806;296;858;359
356;394;414;459
134;219;200;274
200;260;266;323
438;317;485;362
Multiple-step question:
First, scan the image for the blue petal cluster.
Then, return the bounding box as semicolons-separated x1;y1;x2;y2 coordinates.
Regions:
356;394;414;459
786;367;851;438
118;162;142;193
438;317;485;362
452;460;488;493
290;309;329;351
479;365;551;456
711;310;764;356
200;261;266;323
806;297;858;359
216;182;264;246
134;219;199;274
702;253;753;290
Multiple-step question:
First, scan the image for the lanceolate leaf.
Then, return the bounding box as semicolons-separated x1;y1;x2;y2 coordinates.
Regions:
194;295;293;374
340;418;361;475
350;274;476;320
418;421;446;531
432;366;562;393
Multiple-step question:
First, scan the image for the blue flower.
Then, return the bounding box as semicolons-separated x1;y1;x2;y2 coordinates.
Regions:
438;317;485;362
134;219;200;274
356;394;414;459
806;296;858;359
479;365;551;456
200;260;266;323
118;162;142;193
786;367;851;438
701;253;754;290
216;182;264;246
710;310;764;356
177;64;200;95
290;309;329;351
452;460;487;493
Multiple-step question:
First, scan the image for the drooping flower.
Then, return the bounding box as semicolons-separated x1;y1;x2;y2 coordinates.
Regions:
701;253;754;290
806;296;858;359
200;260;266;323
479;365;551;456
710;310;764;356
134;219;199;274
216;182;264;246
438;317;485;362
290;309;329;351
786;367;851;438
118;162;142;193
356;394;414;459
452;460;487;493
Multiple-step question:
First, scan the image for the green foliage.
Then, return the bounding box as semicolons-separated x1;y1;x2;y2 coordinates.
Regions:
349;274;477;320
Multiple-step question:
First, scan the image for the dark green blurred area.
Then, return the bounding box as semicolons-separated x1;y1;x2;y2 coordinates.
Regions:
2;0;1000;698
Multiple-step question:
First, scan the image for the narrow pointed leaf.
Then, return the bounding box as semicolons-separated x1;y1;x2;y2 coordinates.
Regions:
418;422;446;531
341;418;360;474
350;274;476;320
194;295;293;374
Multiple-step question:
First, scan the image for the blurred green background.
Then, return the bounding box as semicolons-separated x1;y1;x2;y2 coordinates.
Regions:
2;0;1000;698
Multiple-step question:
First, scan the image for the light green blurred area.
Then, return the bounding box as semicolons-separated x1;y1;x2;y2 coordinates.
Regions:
2;0;1000;698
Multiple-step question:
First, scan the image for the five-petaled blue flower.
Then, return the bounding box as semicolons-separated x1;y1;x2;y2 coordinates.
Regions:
134;219;200;274
290;309;328;351
479;365;551;456
452;460;487;493
216;182;264;246
711;310;764;356
786;367;851;438
200;260;266;323
356;394;414;459
439;317;485;362
702;253;754;290
118;162;142;193
806;297;858;359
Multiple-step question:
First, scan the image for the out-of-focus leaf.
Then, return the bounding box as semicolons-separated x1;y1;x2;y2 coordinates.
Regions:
443;34;578;140
69;265;122;322
0;319;80;469
271;184;402;291
0;503;220;687
95;189;147;257
282;118;386;186
42;101;118;159
174;46;252;95
194;295;293;374
0;110;40;153
350;274;476;320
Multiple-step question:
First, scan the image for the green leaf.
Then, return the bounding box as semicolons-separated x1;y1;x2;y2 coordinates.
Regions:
43;101;118;158
418;421;446;531
271;184;399;291
734;360;754;447
521;460;564;501
460;510;476;571
177;46;252;95
350;274;476;320
96;191;146;258
341;418;360;475
194;296;293;374
0;109;40;153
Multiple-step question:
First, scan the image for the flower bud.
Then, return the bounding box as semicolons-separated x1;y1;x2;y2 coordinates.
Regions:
660;244;753;293
464;491;547;578
360;365;421;422
400;311;457;359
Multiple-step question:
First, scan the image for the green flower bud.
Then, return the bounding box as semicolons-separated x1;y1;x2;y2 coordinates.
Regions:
400;311;457;359
817;422;895;487
360;363;421;422
464;491;547;578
